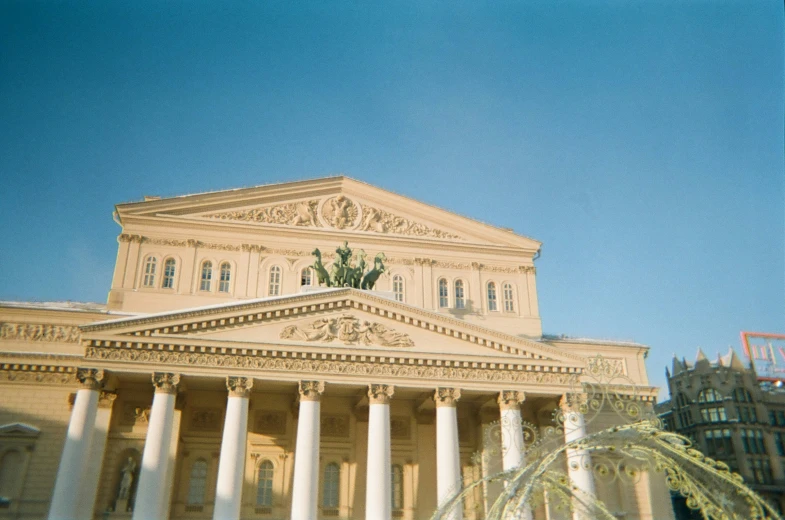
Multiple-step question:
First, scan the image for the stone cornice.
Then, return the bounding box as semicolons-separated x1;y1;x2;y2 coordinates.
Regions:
81;289;582;365
84;343;578;386
0;361;78;385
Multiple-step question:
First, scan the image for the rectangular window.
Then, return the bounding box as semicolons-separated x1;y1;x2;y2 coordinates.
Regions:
777;410;785;426
776;432;785;457
751;458;773;484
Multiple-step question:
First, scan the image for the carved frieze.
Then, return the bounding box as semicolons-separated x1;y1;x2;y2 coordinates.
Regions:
280;314;414;348
202;194;465;240
209;200;322;227
190;408;222;432
321;414;350;437
85;346;577;385
359;204;463;240
0;370;75;385
0;323;81;343
254;410;288;434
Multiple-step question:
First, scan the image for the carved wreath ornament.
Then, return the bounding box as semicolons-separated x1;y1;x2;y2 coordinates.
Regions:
280;314;414;348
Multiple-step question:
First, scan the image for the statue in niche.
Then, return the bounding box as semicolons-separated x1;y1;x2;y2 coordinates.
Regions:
117;457;137;500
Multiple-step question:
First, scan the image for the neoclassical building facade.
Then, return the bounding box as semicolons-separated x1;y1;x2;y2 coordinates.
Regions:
0;177;670;520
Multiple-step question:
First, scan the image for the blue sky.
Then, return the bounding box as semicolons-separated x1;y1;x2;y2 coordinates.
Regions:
1;1;782;397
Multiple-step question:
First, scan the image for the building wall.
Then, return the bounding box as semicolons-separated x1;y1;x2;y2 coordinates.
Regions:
659;355;785;515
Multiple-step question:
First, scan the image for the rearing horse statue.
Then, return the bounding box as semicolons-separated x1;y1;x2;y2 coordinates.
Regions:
360;252;386;290
311;248;332;287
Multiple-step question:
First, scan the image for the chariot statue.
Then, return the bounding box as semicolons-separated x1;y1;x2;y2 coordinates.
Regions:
311;242;385;290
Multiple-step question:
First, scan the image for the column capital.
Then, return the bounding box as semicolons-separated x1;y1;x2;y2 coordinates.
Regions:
298;380;325;402
152;372;180;394
368;384;394;405
560;392;588;414
226;376;253;398
434;387;461;408
498;390;525;410
76;368;105;390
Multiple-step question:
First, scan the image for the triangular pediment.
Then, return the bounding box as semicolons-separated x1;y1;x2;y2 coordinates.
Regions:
83;289;582;369
116;177;540;250
0;422;41;438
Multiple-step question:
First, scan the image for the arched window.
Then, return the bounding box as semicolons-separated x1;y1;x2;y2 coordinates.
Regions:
438;279;449;308
393;275;404;302
256;460;274;507
391;464;404;511
487;282;498;311
219;262;231;293
301;268;312;287
199;261;213;292
0;449;22;500
269;266;282;296
186;459;208;506
503;283;514;312
322;462;340;508
162;258;176;289
698;388;723;403
142;257;157;287
454;280;465;309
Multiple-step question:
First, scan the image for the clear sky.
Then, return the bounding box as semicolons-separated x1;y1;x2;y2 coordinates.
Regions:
1;1;783;398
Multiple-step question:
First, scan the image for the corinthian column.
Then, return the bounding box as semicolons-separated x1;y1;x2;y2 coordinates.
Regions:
498;390;532;520
213;376;254;520
291;381;325;520
133;373;180;520
48;368;104;520
366;384;394;520
76;391;118;519
434;387;463;520
561;393;596;520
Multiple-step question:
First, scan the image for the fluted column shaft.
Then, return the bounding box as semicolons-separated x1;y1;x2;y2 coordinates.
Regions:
561;394;596;520
213;377;253;520
291;381;325;520
435;387;463;520
48;369;104;520
498;391;532;520
366;384;394;520
133;373;180;520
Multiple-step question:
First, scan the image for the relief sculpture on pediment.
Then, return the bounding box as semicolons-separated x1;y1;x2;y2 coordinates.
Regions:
280;313;414;348
203;195;464;239
209;200;321;227
359;204;463;240
321;195;359;229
